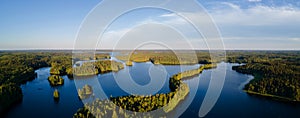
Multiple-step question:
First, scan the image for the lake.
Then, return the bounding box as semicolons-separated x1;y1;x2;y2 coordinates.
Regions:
4;62;300;117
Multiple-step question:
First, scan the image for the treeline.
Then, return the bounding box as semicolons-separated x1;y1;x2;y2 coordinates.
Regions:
49;53;111;76
0;83;22;112
74;62;98;76
230;51;300;101
49;55;72;76
74;60;124;76
171;64;216;81
169;64;215;91
74;77;190;118
110;82;189;113
111;93;176;113
73;53;111;61
0;52;56;112
227;51;300;64
0;52;52;85
73;99;159;118
95;60;124;73
116;50;217;65
233;62;300;101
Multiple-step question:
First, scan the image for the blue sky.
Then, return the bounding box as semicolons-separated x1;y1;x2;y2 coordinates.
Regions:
0;0;299;50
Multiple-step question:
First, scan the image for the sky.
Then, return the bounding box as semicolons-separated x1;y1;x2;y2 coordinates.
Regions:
0;0;299;50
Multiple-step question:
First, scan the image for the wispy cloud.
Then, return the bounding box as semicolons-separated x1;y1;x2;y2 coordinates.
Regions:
211;2;300;26
97;1;300;50
290;38;300;41
221;2;241;10
248;0;262;2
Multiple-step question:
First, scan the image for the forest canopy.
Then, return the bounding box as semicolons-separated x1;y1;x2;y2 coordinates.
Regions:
230;51;300;101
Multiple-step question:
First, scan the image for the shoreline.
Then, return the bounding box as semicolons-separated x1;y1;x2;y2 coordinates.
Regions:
244;90;299;103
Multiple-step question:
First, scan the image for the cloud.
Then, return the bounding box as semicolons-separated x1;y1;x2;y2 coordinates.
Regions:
290;38;300;41
159;13;187;25
221;2;241;10
211;2;300;26
160;13;176;18
222;36;300;50
97;12;205;49
248;0;262;2
97;23;205;50
200;2;300;49
97;2;300;50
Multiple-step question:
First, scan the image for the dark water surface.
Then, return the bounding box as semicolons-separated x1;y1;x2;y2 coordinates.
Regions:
5;62;300;118
5;68;83;118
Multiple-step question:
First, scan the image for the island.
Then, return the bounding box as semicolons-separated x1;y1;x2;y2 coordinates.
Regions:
53;89;59;99
125;61;133;66
74;60;124;76
48;75;64;86
78;85;93;100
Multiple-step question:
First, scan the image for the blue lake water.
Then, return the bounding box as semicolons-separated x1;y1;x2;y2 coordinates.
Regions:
5;62;300;118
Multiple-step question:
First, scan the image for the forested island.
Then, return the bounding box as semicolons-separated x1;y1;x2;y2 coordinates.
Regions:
48;75;64;86
53;89;60;99
78;85;93;100
125;61;133;66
